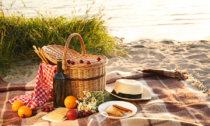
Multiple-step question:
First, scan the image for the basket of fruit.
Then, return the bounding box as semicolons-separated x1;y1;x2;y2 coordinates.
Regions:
41;33;107;99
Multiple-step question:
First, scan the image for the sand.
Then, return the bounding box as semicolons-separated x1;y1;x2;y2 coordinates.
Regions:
2;39;210;89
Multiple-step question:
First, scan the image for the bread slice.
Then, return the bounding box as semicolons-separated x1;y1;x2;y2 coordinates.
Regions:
107;113;123;117
113;104;132;114
105;105;123;117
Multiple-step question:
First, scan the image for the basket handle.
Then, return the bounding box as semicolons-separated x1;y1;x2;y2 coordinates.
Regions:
62;33;86;70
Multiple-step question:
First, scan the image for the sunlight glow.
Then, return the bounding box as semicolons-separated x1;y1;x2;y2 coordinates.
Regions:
2;0;210;41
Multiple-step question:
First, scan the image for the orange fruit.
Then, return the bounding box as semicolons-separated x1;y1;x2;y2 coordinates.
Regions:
64;96;77;109
12;101;24;112
18;106;32;117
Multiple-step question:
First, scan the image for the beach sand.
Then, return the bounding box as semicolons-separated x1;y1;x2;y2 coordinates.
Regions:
3;39;210;89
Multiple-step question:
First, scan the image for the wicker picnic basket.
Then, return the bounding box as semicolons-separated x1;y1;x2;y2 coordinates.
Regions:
42;33;107;99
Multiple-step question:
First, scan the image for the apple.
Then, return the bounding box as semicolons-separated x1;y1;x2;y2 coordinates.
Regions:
41;107;45;112
66;109;78;120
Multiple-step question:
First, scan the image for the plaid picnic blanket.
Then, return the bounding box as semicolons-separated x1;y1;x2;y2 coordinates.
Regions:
0;68;210;126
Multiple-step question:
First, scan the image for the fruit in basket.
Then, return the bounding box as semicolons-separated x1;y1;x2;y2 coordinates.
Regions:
12;101;24;112
97;57;101;61
64;96;77;109
18;106;32;117
21;114;25;118
80;60;84;63
50;107;54;111
87;61;91;64
67;60;71;64
66;109;78;120
71;61;75;65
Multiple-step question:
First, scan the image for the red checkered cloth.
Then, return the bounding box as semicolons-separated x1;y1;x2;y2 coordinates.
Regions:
8;62;57;109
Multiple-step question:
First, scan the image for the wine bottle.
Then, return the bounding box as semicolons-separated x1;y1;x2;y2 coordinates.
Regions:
53;58;66;108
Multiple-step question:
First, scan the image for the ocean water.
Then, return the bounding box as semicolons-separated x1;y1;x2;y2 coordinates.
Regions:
2;0;210;42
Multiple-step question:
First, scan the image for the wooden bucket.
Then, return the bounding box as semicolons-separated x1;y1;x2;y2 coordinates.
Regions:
61;33;107;99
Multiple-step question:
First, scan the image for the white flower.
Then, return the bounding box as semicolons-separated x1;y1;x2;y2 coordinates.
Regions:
83;99;86;105
78;107;81;111
76;100;79;104
89;103;93;107
86;92;91;98
79;103;82;107
83;91;86;95
91;109;96;113
84;107;88;112
91;101;96;107
81;106;84;111
78;103;82;110
84;104;88;108
91;97;96;102
87;106;91;110
88;103;93;108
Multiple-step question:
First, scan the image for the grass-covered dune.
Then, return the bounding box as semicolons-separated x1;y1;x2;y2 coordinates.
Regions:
0;4;123;76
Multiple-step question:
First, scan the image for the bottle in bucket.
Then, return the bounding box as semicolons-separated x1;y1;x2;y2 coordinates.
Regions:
53;58;66;108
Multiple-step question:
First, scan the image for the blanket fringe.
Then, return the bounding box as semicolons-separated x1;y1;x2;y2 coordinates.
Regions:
174;67;209;94
187;74;209;93
174;67;188;80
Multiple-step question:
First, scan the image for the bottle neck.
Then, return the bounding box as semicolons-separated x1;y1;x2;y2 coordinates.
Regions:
57;61;62;73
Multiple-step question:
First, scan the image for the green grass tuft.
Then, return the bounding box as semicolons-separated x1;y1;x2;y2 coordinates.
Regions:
0;1;125;76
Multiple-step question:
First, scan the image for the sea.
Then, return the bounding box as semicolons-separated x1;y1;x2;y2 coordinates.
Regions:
2;0;210;43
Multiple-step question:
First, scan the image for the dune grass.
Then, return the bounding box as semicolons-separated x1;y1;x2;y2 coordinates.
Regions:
0;1;124;76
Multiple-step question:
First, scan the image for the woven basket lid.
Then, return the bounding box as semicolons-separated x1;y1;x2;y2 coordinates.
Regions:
65;54;107;68
41;33;107;70
42;45;80;64
62;33;107;70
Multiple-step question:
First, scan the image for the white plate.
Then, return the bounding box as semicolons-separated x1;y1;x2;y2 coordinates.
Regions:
42;108;67;122
98;101;137;119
